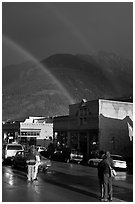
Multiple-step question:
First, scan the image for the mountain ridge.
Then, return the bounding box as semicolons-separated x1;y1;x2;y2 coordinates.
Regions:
2;52;133;121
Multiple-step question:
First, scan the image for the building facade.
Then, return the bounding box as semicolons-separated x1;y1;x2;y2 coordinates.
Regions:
2;117;53;148
98;99;133;157
2;121;20;144
53;99;133;159
19;117;53;148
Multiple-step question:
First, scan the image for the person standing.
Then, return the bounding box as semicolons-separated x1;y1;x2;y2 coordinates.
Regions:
33;148;41;180
98;151;114;202
26;146;36;182
98;153;105;201
104;151;114;202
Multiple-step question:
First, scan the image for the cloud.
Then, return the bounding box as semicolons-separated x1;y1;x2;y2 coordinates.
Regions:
2;2;133;65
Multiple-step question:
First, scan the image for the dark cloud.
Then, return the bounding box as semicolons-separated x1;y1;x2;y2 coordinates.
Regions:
2;2;133;66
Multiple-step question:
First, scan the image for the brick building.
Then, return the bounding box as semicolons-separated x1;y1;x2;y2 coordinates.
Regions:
53;99;133;159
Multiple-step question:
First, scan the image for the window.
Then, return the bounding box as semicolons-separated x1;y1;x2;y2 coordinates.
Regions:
7;145;23;150
80;118;83;125
84;107;87;115
84;117;87;124
17;151;22;156
111;155;124;161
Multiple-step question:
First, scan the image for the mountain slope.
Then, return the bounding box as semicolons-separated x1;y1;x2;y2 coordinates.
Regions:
2;52;133;120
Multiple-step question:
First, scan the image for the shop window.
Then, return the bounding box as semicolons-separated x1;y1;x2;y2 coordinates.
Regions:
79;108;83;116
83;117;87;124
84;107;87;115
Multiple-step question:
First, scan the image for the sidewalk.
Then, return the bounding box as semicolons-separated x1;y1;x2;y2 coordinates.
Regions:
70;183;126;202
50;162;133;202
113;172;133;190
70;173;133;202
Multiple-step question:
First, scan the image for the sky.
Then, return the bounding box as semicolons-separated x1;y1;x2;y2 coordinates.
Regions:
2;2;133;67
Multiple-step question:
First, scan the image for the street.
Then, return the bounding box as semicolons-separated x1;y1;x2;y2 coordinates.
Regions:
2;161;133;202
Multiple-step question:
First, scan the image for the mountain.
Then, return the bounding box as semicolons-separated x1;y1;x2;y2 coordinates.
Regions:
2;52;133;121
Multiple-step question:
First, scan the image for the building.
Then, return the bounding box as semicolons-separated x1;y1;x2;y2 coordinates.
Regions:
2;120;20;144
53;99;133;159
19;116;53;148
2;116;53;149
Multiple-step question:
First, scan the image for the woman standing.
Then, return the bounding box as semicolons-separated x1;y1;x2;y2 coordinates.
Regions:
33;148;41;180
26;146;36;182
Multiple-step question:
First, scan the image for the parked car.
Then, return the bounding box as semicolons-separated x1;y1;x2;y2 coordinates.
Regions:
40;149;52;159
2;143;24;162
36;146;47;153
88;156;102;167
12;150;51;172
51;150;66;162
88;154;127;169
69;149;83;164
51;148;71;163
111;155;127;169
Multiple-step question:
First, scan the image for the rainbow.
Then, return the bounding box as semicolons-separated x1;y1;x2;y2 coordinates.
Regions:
3;35;74;104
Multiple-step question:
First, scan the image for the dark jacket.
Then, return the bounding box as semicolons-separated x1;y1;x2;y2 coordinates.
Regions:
98;159;105;179
105;157;114;168
98;157;113;178
26;149;36;165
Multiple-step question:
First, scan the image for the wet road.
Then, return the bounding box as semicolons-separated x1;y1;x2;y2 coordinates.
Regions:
2;161;133;202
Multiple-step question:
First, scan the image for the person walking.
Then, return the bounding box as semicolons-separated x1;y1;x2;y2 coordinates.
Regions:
26;146;36;182
33;148;41;180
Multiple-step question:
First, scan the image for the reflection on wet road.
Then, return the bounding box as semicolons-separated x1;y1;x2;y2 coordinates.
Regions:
2;162;133;202
115;172;127;181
